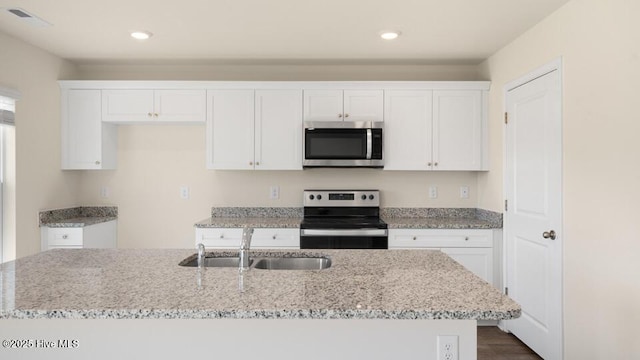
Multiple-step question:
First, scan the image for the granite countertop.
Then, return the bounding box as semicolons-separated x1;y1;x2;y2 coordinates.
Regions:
0;248;520;320
196;207;302;229
381;208;502;229
195;207;502;229
42;216;118;228
39;206;118;228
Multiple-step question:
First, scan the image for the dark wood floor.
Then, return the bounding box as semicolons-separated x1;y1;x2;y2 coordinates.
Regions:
478;327;542;360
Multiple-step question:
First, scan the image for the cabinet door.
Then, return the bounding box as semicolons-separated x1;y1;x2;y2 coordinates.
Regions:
154;90;206;123
206;90;255;169
440;247;493;284
255;90;303;170
432;90;483;170
303;90;343;121
383;90;433;170
102;90;155;123
343;90;384;122
62;90;117;169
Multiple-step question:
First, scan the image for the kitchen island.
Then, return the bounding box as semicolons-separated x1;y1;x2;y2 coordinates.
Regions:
0;249;519;359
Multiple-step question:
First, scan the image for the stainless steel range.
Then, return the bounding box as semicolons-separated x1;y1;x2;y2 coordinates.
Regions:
300;190;388;249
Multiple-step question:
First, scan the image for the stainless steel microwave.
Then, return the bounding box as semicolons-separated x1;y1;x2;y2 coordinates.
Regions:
303;121;384;168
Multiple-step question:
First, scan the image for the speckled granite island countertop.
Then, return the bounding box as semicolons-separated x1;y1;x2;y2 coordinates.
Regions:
0;248;519;320
39;206;118;228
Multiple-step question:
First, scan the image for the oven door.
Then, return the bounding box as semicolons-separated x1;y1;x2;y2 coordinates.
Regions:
303;122;383;167
300;229;388;249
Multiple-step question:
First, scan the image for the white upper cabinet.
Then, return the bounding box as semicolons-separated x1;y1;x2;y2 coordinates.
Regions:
384;89;487;171
62;89;117;170
207;90;255;170
102;89;206;124
304;89;383;122
384;90;433;170
432;90;484;171
254;90;303;170
207;89;303;170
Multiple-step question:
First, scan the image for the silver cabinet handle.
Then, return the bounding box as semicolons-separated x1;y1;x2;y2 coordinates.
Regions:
338;114;343;118
272;235;276;240
95;161;101;165
345;113;349;118
465;237;469;241
256;162;260;166
427;162;432;167
219;234;224;239
542;230;557;240
434;162;438;166
148;112;152;117
62;234;68;239
249;161;253;166
412;236;417;240
154;113;159;117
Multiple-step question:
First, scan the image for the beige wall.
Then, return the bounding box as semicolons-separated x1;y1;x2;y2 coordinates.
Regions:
75;62;482;249
477;0;640;358
0;32;80;259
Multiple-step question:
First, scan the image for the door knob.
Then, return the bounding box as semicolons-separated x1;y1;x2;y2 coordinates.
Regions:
542;230;557;240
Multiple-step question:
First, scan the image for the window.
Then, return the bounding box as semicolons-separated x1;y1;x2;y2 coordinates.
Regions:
0;93;16;263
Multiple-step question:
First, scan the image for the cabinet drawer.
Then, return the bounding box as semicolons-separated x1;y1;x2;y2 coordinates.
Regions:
196;228;244;248
252;229;299;248
388;229;492;248
48;245;83;250
47;228;83;246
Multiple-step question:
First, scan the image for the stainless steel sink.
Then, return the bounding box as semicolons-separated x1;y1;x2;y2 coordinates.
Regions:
179;254;331;270
253;257;332;270
179;256;253;268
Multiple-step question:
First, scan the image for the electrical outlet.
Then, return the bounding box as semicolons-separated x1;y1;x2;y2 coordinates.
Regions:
429;186;438;199
100;186;110;198
180;186;190;200
460;186;469;199
437;335;459;360
270;186;280;199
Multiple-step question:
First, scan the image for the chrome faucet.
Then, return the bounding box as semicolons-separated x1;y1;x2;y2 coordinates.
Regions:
197;243;206;269
239;227;254;271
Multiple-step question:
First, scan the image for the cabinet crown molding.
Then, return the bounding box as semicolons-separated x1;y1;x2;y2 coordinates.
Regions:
59;80;490;91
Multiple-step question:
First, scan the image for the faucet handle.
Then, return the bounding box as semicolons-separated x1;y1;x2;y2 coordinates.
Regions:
242;227;254;242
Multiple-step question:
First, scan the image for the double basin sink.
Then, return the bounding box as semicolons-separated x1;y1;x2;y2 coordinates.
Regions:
179;253;332;271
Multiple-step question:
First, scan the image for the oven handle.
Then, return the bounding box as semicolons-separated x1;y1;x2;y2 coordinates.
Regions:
301;229;388;237
366;129;372;160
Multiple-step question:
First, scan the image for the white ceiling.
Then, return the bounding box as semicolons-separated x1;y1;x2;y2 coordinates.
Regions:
0;0;570;64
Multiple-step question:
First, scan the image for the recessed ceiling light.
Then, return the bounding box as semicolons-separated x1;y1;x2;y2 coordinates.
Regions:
380;31;401;40
131;31;152;40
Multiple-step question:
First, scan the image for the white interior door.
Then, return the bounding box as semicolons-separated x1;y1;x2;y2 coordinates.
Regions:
505;64;563;359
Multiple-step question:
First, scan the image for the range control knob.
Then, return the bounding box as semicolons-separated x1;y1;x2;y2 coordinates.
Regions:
317;194;322;200
361;195;367;200
369;194;375;200
309;195;314;200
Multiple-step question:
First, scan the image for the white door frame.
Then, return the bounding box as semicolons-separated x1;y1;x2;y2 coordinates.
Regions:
500;58;564;353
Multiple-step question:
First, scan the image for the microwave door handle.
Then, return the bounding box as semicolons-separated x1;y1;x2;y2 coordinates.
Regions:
366;129;372;159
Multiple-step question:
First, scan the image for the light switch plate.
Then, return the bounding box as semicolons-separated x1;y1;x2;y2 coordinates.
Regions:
180;186;190;200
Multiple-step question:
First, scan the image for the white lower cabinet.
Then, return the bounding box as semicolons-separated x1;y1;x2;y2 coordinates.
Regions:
41;220;117;251
195;228;300;249
389;229;495;286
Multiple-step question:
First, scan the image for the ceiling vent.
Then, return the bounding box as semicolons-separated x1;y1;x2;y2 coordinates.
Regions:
4;8;51;27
